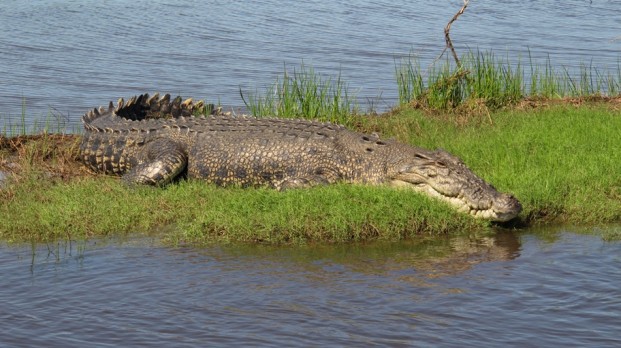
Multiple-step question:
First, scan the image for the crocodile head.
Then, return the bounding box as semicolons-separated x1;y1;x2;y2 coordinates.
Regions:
388;148;521;222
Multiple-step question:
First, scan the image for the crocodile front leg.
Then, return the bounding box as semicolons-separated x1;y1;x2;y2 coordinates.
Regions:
123;139;187;186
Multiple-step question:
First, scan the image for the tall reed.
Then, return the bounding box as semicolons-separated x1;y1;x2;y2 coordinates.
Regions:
396;50;621;110
240;64;359;124
1;98;71;136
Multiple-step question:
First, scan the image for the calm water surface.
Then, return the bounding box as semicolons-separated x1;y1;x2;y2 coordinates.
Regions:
1;228;620;347
2;2;621;346
0;0;620;124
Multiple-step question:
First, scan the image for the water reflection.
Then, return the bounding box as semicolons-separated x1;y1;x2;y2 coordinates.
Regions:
169;230;523;279
2;229;620;347
6;230;523;280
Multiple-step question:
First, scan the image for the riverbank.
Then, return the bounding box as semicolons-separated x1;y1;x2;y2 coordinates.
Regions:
1;100;620;244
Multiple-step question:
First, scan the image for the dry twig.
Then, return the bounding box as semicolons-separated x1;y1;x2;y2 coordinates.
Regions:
433;0;470;68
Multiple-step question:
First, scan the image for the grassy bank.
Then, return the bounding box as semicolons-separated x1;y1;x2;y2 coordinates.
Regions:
2;102;620;244
235;52;621;128
363;102;621;224
3;51;620;244
0;178;481;244
396;51;621;112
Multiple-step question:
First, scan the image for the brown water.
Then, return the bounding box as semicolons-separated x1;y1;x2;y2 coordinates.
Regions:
1;227;620;347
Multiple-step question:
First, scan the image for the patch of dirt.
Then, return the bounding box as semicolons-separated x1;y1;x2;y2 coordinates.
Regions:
392;95;621;127
0;133;93;184
514;95;621;111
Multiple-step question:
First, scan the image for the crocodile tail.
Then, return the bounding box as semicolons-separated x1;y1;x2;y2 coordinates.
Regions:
81;93;220;131
113;94;150;121
114;93;215;120
81;101;116;130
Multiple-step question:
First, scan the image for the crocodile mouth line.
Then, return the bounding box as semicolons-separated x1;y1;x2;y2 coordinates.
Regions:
390;179;518;222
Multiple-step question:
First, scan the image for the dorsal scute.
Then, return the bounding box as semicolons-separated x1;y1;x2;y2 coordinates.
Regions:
81;93;349;138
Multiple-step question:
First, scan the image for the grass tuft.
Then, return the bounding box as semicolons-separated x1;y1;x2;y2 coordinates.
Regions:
396;50;621;111
240;64;359;125
1;98;73;136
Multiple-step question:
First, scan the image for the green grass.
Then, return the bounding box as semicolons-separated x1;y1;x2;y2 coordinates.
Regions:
1;97;72;136
239;51;620;120
240;64;360;125
361;103;621;225
396;50;621;110
0;176;481;245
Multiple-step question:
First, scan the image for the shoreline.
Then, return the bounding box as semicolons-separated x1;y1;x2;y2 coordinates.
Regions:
2;100;620;244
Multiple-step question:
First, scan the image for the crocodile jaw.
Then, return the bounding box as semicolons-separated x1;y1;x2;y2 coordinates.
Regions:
390;179;522;222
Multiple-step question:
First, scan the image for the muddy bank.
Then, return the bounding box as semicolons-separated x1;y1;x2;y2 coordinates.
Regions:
0;133;88;186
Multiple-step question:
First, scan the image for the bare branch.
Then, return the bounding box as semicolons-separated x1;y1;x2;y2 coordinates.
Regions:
433;0;470;68
445;0;469;67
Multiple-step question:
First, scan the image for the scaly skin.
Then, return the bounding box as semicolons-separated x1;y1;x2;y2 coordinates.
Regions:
80;93;522;221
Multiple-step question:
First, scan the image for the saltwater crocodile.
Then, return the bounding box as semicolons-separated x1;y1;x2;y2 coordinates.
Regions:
80;93;522;222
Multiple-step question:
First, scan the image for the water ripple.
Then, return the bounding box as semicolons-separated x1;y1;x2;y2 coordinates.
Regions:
0;0;619;122
1;230;621;346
